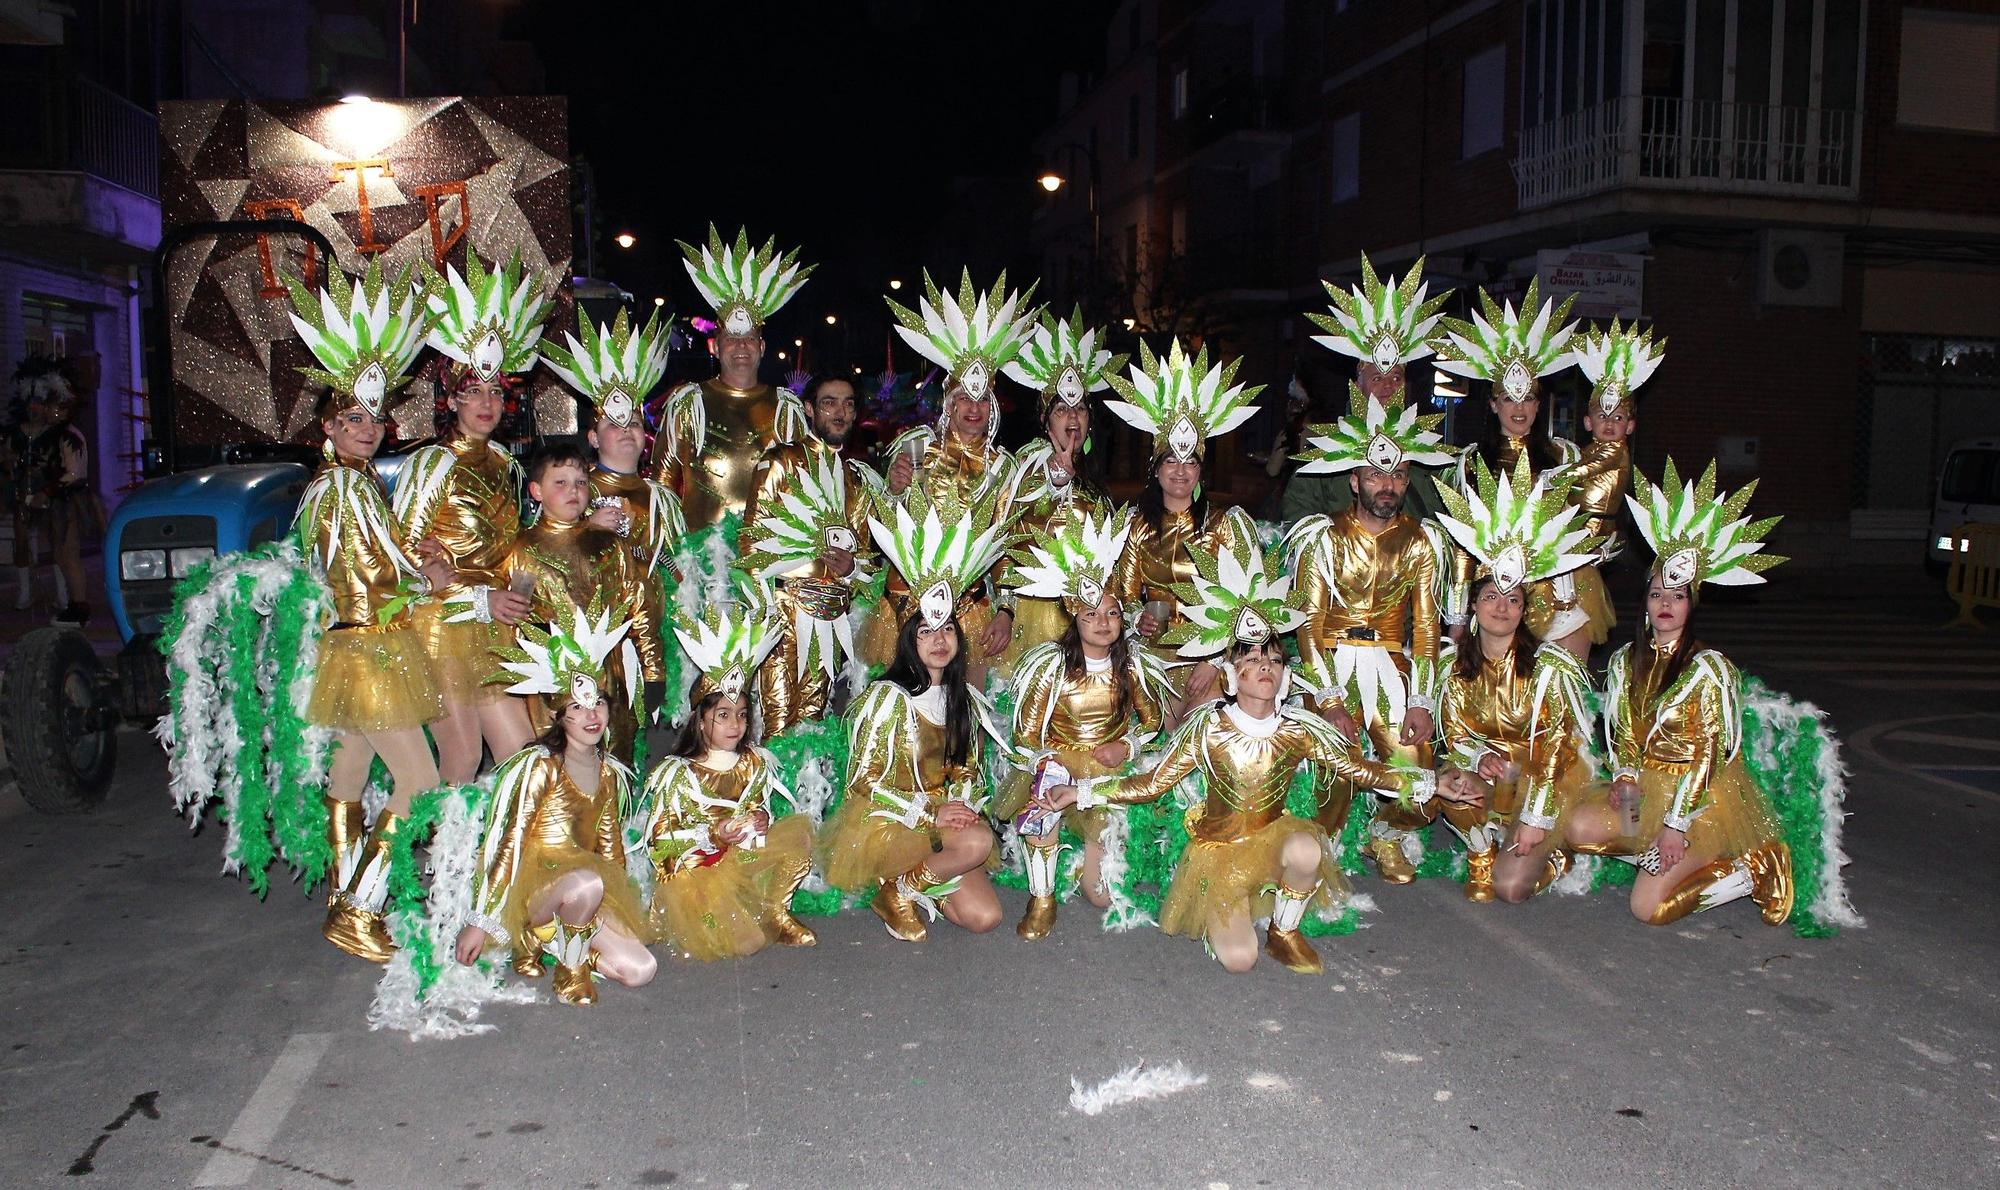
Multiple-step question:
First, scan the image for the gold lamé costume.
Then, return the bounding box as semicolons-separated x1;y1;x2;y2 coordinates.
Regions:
1078;703;1400;937
590;462;687;712
1288;507;1448;836
998;455;1113;672
1525;439;1625;645
1111;504;1249;694
296;451;441;732
740;436;878;736
652;379;793;530
858;433;1019;668
637;748;815;960
1592;641;1780;861
820;682;998;892
1438;646;1592;838
500;514;662;760
464;746;645;953
390;432;520;705
995;643;1167;844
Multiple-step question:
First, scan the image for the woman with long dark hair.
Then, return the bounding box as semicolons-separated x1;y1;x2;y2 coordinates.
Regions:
635;605;818;958
995;308;1125;672
820;482;1018;941
453;602;655;1005
1102;340;1263;723
1563;460;1793;927
998;508;1173;938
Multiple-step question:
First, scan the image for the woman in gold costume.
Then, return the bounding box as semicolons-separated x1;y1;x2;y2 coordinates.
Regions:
1039;531;1455;975
994;307;1125;671
392;253;556;784
998;507;1172;939
453;602;655;1005
1431;455;1601;902
1101;340;1263;721
636;604;818;959
821;483;1017;941
284;260;449;963
1563;460;1794;928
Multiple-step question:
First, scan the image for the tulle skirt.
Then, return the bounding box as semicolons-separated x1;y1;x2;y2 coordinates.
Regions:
1159;815;1344;939
818;794;937;892
1526;564;1616;645
992;747;1122;845
498;841;648;949
999;596;1069;672
410;599;510;705
1576;755;1781;861
648;816;814;961
305;625;442;733
1485;755;1596;836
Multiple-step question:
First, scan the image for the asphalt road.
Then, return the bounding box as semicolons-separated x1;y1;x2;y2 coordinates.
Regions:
1;564;1996;1189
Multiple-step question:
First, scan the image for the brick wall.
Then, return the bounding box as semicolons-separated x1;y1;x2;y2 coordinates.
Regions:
1861;0;2000;215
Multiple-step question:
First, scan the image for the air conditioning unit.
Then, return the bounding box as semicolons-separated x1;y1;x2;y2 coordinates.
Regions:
1755;230;1844;307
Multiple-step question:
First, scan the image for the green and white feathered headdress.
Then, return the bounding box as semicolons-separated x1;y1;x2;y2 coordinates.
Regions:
1432;279;1580;403
539;307;670;429
679;225;814;338
1627;458;1786;591
1002;306;1125;414
420;251;556;382
869;481;1015;631
1162;516;1304;658
736;448;871;680
492;597;636;712
284;258;432;418
1307;252;1452;371
1103;339;1264;466
1573;318;1666;417
1292;386;1453;477
1006;506;1134;615
674;603;784;706
1436;454;1598;594
887;269;1040;412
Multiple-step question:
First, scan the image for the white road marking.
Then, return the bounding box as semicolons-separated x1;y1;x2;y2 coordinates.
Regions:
1883;731;2000;753
1852;717;2000;807
1848;680;2000;692
1444;897;1618;1008
193;1032;333;1187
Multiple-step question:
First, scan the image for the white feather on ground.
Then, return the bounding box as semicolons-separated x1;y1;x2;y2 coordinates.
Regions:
1068;1061;1208;1116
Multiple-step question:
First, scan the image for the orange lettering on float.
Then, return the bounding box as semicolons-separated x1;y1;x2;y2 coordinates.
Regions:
411;180;470;268
244;198;315;296
328;158;396;253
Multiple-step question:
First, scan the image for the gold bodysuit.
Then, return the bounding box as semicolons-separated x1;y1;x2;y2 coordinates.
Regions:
391;433;521;700
1439;646;1587;830
1112;504;1250;691
467;746;639;946
999;454;1112;669
1000;644;1170;833
653;379;791;529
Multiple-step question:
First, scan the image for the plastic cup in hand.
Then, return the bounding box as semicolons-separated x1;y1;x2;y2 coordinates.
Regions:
1144;599;1171;636
1613;783;1643;837
508;571;535;597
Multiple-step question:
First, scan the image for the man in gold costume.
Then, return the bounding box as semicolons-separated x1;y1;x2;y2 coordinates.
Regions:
1284;392;1458;883
651;226;814;530
736;374;879;736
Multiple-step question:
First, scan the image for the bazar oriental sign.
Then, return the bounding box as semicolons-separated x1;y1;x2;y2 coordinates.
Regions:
158;97;573;445
1536;249;1645;319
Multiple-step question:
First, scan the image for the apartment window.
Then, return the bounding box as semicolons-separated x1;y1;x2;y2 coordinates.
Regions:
1329;112;1360;203
1127;92;1141;159
1899;8;2000;132
1462;44;1506;157
1172;67;1190;119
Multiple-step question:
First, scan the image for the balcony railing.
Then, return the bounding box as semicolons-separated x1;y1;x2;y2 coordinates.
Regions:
1512;96;1857;210
0;74;159;199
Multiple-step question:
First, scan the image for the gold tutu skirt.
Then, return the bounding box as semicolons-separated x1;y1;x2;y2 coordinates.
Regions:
410;600;510;705
818;795;939;892
1526;564;1616;645
306;625;442;733
1484;755;1595;835
998;596;1069;673
648;816;814;961
1577;755;1780;861
498;841;647;948
1159;815;1344;939
992;747;1120;845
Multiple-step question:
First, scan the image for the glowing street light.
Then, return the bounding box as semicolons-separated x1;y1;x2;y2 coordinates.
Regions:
888;278;904;291
1038;172;1065;193
652;296;665;307
777;350;787;361
613;232;637;249
824;314;837;325
794;338;803;347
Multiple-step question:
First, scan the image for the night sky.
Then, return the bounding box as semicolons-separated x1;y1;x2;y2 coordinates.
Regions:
525;0;1120;373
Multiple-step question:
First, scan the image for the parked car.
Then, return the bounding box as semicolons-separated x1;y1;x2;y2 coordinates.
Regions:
1928;437;2000;575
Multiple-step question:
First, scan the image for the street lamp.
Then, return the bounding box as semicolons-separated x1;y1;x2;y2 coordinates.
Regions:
888;278;904;291
1036;141;1100;300
653;296;665;307
825;314;837;326
1037;172;1064;193
794;338;803;347
614;232;636;249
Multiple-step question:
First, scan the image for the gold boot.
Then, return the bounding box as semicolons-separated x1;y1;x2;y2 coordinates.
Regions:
1265;883;1323;974
512;948;544;979
1365;836;1415;885
537;918;599;1006
871;876;928;943
322;796;364;906
1016;843;1060;940
1463;847;1496;902
767;864;818;947
1531;849;1573;897
322;811;402;963
1740;842;1795;926
1643;859;1743;926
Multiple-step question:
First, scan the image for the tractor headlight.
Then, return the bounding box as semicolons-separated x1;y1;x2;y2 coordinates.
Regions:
169;546;216;576
120;549;167;581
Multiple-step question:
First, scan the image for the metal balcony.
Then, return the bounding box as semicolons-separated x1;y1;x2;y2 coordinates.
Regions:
0;74;159;199
1512;96;1858;211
